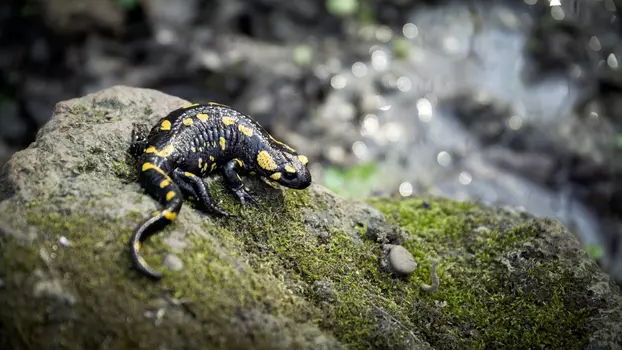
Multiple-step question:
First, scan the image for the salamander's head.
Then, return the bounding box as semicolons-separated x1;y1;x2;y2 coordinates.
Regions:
255;146;312;190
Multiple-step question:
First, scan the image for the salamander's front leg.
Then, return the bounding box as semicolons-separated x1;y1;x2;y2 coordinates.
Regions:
172;168;232;216
223;159;258;205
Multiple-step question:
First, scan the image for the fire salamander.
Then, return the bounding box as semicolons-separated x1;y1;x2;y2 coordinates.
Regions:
128;102;312;279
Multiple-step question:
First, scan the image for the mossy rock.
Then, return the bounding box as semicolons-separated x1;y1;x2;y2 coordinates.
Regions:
0;86;620;349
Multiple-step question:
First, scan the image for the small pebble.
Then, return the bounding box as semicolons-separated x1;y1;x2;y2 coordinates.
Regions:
59;236;71;247
163;254;184;271
388;245;418;275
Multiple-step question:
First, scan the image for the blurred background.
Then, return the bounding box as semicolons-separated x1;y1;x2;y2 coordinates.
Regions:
1;0;621;282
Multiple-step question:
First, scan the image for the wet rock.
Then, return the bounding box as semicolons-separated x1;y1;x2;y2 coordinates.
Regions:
1;85;621;350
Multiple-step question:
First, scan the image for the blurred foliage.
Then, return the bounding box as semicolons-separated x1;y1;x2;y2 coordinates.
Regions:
356;0;375;25
293;45;314;67
322;162;381;198
392;38;410;60
116;0;139;10
326;0;359;17
585;243;604;260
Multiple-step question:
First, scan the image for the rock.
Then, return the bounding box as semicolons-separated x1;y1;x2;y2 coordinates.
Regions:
163;254;184;272
0;86;621;349
388;245;418;275
383;244;440;292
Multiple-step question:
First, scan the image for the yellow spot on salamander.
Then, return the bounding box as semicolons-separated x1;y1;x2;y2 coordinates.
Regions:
198;158;203;169
238;124;254;137
234;159;243;167
142;162;156;171
210;156;215;161
191;146;196;152
298;155;308;165
161;120;171;131
219;137;226;150
222;116;236;126
257;150;278;171
199;147;203;152
163;210;177;221
270;172;282;180
160;179;171;188
202;162;209;172
154;145;174;157
184;172;195;177
145;146;157;153
211;163;217;172
196;113;209;121
183;118;193;126
285;165;296;173
166;191;176;201
249;171;256;175
237;174;242;181
142;162;170;179
183;103;199;108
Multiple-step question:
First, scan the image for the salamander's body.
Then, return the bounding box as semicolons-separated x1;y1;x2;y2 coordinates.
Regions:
129;102;311;279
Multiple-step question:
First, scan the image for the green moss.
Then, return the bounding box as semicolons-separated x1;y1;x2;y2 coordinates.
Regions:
194;181;434;348
111;158;137;183
1;177;597;349
0;198;327;349
68;105;88;114
367;197;593;349
96;98;124;110
75;156;99;173
66;102;123;125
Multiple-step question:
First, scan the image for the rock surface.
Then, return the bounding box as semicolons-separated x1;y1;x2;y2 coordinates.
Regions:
0;86;621;349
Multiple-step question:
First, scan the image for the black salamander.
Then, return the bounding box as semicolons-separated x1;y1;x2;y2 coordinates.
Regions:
128;102;311;279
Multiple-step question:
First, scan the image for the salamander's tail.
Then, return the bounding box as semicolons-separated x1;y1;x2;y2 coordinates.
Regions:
130;161;183;279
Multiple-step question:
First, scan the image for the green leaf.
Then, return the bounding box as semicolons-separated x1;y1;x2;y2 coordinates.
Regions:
585;243;603;260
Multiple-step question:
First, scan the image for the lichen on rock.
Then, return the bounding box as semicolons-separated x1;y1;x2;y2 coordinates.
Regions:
0;86;620;350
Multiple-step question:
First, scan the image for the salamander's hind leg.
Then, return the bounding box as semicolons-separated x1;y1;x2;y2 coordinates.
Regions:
172;168;233;216
170;169;198;199
222;159;258;205
129;123;149;157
